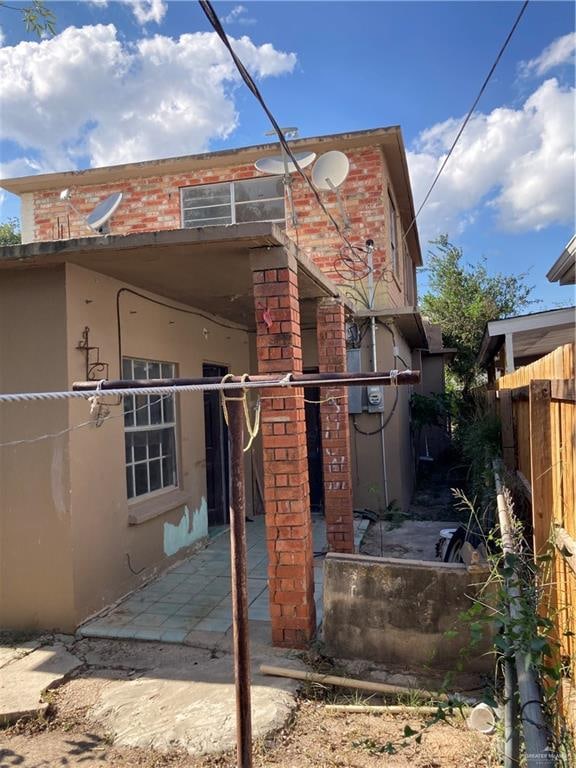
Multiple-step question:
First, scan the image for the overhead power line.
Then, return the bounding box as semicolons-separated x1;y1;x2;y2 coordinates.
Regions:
404;0;530;240
198;0;362;260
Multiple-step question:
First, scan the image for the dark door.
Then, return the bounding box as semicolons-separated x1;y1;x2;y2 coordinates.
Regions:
304;382;324;515
203;363;229;527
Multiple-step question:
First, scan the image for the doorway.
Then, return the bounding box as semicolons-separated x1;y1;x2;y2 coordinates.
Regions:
303;369;324;515
203;363;230;527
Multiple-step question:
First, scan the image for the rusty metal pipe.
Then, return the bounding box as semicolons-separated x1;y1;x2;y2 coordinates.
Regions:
227;395;253;768
72;370;420;391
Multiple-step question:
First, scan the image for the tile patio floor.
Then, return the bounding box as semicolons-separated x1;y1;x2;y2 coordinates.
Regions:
79;516;326;645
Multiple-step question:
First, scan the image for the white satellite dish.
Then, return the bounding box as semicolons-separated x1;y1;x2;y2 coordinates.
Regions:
254;152;316;175
59;189;123;236
311;151;351;229
312;151;350;191
86;192;123;232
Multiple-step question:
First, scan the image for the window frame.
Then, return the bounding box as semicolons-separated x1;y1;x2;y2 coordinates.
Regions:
180;176;285;229
123;357;179;502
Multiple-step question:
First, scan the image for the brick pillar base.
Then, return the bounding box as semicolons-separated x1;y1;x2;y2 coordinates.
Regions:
252;255;316;648
317;298;354;553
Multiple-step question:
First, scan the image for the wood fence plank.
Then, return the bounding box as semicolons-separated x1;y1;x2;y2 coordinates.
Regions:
530;380;553;556
551;379;576;402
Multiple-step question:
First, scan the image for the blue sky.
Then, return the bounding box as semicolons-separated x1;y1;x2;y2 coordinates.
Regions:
0;0;574;308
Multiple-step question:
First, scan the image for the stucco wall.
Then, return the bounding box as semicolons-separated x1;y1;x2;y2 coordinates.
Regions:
350;322;415;513
64;264;254;625
0;264;255;631
0;268;76;630
323;553;493;672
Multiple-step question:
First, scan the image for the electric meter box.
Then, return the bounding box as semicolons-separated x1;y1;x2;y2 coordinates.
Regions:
367;385;384;413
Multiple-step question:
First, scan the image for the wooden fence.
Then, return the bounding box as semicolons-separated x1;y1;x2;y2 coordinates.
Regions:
495;343;575;727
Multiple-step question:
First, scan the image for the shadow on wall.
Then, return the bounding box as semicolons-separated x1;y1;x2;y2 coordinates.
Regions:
323;552;494;674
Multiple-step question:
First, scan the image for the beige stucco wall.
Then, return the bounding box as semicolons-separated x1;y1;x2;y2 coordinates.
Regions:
349;323;415;513
0;268;76;629
65;264;254;626
0;264;255;631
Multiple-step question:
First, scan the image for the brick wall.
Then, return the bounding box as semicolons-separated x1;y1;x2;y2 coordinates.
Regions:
252;264;316;647
317;299;354;553
31;146;406;308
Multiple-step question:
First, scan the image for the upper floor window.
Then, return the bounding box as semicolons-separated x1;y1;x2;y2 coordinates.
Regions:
123;357;178;500
181;177;285;228
388;193;399;276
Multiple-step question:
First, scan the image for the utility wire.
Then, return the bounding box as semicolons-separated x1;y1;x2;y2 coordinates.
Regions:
198;0;363;261
404;0;530;242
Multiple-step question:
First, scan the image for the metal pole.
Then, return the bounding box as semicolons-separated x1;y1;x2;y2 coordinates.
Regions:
493;461;553;768
227;395;253;768
366;239;390;508
72;370;421;392
503;656;519;768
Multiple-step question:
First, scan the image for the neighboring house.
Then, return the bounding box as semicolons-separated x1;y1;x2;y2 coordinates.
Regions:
0;126;445;646
478;306;576;381
547;235;576;286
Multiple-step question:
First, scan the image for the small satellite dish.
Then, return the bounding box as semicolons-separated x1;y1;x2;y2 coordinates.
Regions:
86;192;123;232
254;152;316;175
312;151;350;191
311;151;351;229
59;188;123;236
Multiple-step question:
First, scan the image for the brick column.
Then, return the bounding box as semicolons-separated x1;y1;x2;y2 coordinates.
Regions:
317;298;354;553
251;250;316;648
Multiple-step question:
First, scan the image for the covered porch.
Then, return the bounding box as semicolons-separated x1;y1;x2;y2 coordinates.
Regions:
0;223;356;648
78;516;326;645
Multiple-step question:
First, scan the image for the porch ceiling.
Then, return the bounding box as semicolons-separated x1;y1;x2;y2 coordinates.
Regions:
0;223;345;330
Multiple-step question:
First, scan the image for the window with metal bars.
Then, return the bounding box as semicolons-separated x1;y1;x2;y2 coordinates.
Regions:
123;358;178;500
180;176;285;228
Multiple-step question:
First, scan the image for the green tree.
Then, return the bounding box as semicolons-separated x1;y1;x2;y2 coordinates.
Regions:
0;218;21;245
421;235;535;392
0;1;55;37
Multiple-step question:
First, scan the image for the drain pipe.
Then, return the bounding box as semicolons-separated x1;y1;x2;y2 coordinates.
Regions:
366;240;389;507
493;461;553;768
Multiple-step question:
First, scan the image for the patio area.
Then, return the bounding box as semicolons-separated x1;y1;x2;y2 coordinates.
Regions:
78;516;326;645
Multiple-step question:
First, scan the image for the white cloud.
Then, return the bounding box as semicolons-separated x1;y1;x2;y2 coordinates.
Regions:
125;0;167;26
0;24;297;172
407;78;575;239
223;5;256;26
520;32;576;77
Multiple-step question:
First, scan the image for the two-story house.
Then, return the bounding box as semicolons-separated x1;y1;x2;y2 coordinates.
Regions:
0;126;446;647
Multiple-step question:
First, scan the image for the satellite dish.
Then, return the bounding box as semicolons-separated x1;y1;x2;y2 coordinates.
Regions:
59;188;123;236
312;151;350;191
86;192;123;232
254;152;316;175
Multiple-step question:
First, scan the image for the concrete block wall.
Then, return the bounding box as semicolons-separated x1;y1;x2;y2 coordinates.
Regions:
323;552;494;672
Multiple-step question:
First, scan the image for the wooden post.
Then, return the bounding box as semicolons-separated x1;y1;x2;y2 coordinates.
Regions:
529;380;553;557
499;389;516;471
227;396;253;768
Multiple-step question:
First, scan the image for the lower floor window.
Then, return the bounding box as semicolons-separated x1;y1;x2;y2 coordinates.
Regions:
123;358;178;499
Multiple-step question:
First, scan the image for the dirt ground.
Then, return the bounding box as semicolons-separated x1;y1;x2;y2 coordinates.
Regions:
1;702;496;768
1;672;496;768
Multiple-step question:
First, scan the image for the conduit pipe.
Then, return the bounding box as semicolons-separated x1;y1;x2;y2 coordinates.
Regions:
493;461;554;768
366;240;390;507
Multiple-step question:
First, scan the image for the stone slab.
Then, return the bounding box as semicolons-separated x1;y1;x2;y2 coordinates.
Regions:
89;652;302;756
0;644;82;724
